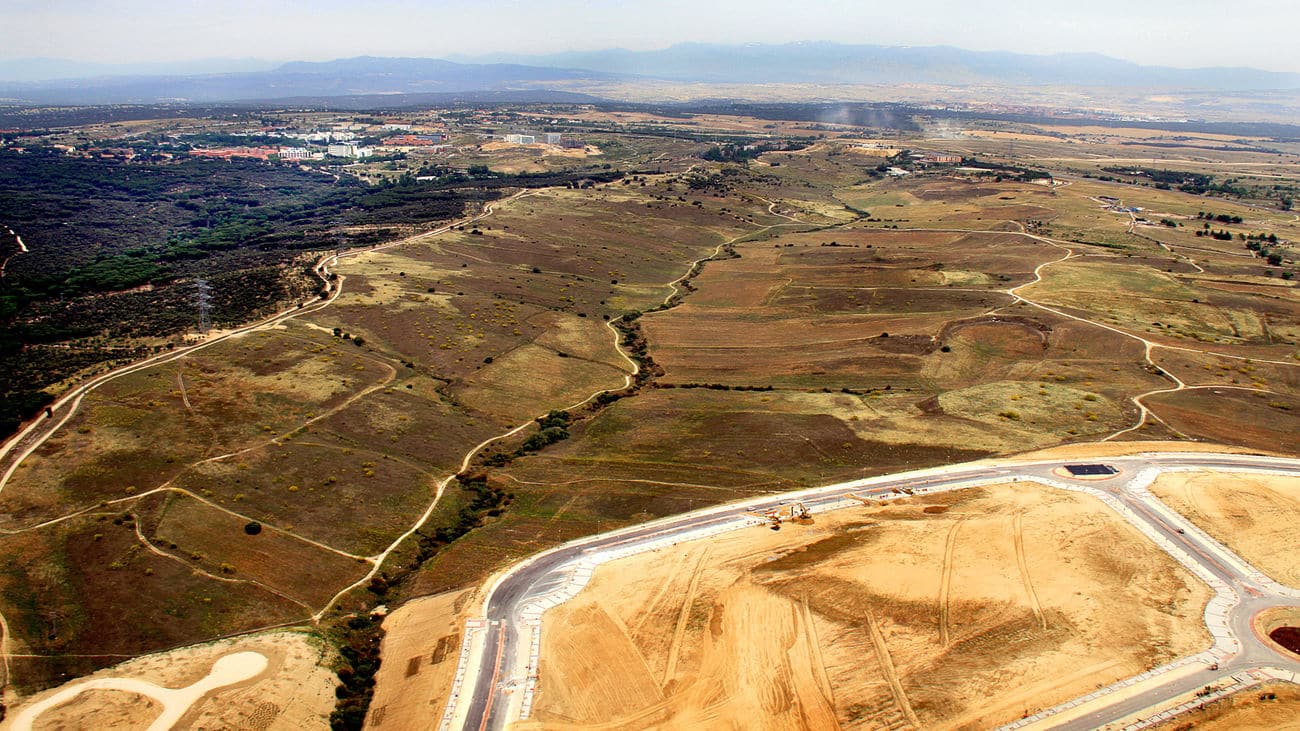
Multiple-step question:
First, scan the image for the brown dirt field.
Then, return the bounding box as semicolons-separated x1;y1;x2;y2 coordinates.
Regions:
10;630;335;730
145;492;370;608
1148;469;1300;587
1154;682;1300;731
1003;440;1259;462
639;228;1169;415
172;440;442;556
30;689;161;730
523;483;1211;730
528;388;991;488
366;588;477;729
0;327;393;525
453;343;627;425
1144;389;1300;454
1151;348;1300;399
0;514;306;691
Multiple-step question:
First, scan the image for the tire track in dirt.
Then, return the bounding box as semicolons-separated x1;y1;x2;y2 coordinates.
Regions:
939;518;965;647
799;594;838;722
662;545;709;687
631;548;693;637
1013;511;1047;631
865;607;920;729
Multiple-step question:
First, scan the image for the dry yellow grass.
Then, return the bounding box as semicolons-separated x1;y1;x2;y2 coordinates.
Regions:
522;483;1211;730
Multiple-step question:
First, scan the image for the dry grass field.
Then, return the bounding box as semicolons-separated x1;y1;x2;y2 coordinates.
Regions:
1148;469;1300;587
522;483;1211;730
7;109;1300;720
0;178;772;690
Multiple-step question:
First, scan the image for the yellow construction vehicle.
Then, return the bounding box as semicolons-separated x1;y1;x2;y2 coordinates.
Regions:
747;502;812;530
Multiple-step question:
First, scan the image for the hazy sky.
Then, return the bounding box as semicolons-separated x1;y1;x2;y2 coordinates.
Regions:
4;0;1298;72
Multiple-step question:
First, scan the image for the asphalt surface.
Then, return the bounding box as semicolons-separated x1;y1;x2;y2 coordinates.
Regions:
452;453;1300;731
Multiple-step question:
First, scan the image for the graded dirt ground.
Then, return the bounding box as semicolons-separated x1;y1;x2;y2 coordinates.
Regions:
365;588;478;730
8;630;335;730
1147;469;1300;587
1152;682;1300;731
522;483;1212;731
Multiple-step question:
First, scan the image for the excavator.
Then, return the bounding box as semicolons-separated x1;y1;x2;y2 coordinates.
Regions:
747;502;812;530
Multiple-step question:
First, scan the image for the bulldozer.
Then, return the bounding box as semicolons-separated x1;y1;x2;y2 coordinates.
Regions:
747;501;812;530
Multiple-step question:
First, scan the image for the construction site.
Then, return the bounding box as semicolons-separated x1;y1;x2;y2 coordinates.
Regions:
516;482;1213;730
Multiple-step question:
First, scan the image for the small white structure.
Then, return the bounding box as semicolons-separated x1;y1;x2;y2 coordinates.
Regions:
277;147;310;160
504;134;536;145
544;132;562;145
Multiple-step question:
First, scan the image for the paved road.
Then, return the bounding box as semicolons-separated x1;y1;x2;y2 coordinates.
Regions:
448;452;1300;731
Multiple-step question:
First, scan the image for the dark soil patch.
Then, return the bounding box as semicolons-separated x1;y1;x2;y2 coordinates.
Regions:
870;333;937;355
1270;626;1300;655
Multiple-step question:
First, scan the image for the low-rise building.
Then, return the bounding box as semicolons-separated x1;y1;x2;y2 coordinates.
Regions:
278;146;311;160
382;134;438;147
920;153;963;164
326;142;374;158
189;146;278;160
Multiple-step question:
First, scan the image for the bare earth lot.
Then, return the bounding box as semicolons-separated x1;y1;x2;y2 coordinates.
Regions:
12;630;335;730
1148;469;1300;587
522;483;1211;730
1153;682;1300;731
365;588;478;730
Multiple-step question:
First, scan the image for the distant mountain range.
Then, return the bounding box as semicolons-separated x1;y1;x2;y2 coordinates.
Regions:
0;57;278;83
459;42;1300;90
1;43;1297;106
0;57;614;106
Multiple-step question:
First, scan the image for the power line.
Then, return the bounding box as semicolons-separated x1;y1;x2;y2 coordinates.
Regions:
194;278;212;334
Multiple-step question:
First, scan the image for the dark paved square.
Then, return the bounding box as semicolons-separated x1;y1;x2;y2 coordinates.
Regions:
1064;464;1119;476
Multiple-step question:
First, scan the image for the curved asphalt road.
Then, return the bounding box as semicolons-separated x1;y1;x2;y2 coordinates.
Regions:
448;452;1300;731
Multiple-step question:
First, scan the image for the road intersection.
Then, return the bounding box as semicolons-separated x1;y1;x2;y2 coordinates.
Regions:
443;451;1300;731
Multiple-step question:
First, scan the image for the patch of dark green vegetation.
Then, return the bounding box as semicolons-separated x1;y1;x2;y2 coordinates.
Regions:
0;149;626;439
328;614;385;731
